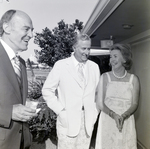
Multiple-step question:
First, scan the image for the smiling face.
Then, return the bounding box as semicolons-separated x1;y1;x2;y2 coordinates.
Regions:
110;49;125;70
6;11;33;53
74;40;91;63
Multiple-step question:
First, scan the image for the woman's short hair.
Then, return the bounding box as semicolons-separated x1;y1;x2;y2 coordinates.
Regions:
110;43;132;70
0;9;16;36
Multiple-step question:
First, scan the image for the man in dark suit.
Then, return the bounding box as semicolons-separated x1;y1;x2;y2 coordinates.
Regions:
0;10;37;149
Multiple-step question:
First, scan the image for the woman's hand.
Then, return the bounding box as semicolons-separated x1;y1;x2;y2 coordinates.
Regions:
112;112;123;132
119;112;130;130
109;110;124;132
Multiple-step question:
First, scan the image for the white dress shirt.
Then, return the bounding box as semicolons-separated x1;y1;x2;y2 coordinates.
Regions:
0;39;17;69
72;54;87;83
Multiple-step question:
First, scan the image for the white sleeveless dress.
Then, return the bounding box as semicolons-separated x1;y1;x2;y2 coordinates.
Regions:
95;73;137;149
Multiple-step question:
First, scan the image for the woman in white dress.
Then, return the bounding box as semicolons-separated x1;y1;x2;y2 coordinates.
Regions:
95;43;140;149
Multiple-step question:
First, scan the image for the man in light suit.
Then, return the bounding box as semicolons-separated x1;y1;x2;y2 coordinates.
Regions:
42;33;100;149
0;10;37;149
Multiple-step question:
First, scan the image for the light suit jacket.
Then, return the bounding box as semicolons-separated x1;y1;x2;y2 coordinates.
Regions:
42;56;100;137
0;43;31;149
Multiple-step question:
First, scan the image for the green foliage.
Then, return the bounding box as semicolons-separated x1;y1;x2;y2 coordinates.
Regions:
28;81;57;143
34;19;83;67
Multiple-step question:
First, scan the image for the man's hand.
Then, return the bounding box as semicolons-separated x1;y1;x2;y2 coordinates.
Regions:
12;104;37;122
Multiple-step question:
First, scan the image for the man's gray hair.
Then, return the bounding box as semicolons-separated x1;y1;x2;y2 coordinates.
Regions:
73;33;91;47
0;9;16;36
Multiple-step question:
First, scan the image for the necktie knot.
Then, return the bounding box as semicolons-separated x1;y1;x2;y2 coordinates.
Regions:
14;55;20;63
78;63;84;74
79;63;84;68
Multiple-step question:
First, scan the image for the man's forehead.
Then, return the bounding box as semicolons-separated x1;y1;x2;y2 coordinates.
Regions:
78;40;91;45
11;14;33;28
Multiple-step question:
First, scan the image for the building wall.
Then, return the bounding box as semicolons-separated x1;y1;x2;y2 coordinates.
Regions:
123;30;150;149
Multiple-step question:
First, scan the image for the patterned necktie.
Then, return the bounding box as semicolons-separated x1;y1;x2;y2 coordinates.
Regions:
78;63;85;86
12;56;22;85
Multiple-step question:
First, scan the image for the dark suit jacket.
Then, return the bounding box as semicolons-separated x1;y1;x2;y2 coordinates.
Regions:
0;42;32;149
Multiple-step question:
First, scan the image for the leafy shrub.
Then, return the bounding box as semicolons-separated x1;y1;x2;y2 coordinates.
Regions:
28;81;43;100
27;81;57;143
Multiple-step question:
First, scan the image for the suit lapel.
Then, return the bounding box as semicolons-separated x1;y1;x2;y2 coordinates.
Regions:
84;61;90;87
20;58;28;105
84;61;95;95
0;43;22;102
66;57;82;88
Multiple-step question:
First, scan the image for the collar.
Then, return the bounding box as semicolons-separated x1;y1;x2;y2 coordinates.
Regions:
71;54;86;68
0;39;16;60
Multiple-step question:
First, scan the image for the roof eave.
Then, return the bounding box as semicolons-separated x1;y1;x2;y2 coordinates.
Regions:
82;0;125;36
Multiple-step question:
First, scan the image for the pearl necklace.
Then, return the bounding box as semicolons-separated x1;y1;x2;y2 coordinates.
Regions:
112;70;127;79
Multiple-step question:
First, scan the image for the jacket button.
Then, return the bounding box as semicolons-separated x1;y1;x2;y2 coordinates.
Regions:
19;130;22;133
